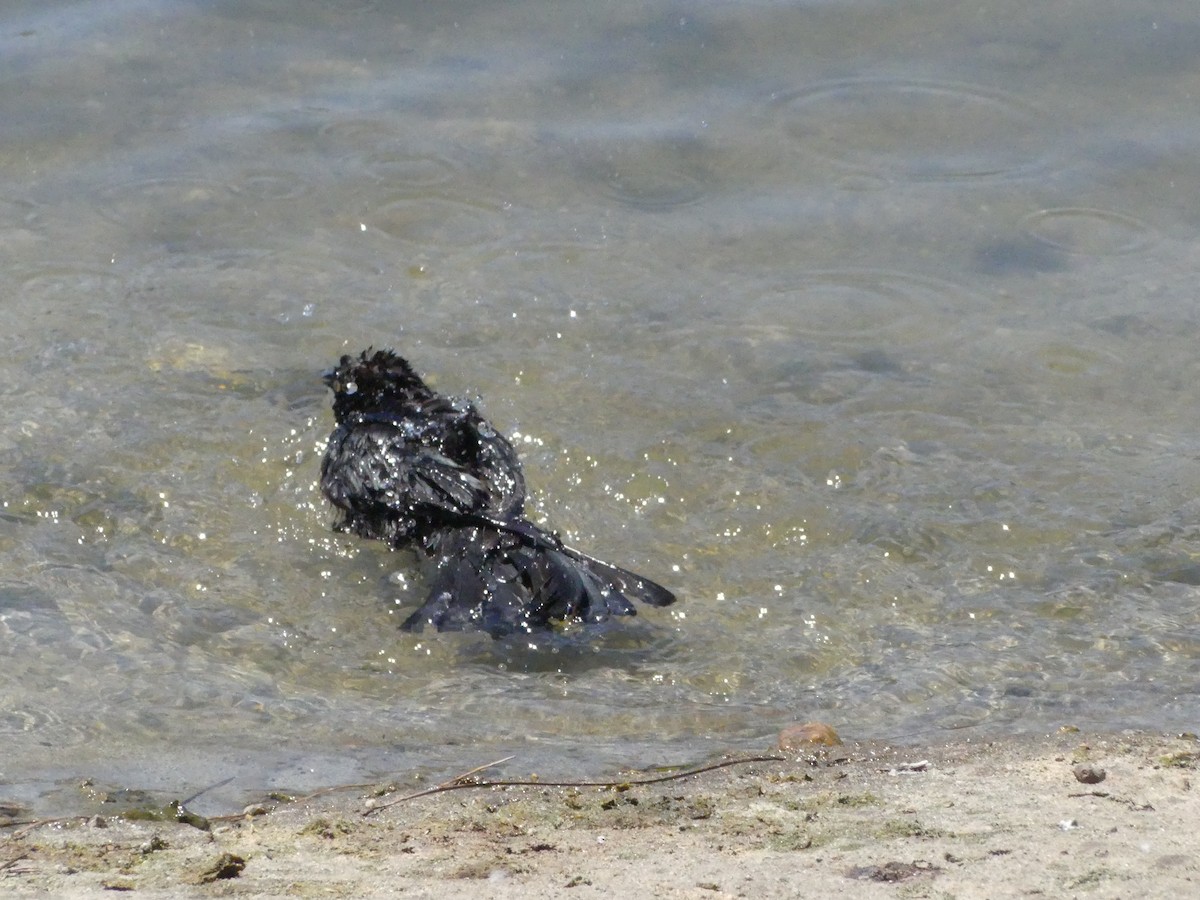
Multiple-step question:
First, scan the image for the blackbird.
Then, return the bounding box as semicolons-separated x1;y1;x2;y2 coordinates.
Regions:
320;349;676;636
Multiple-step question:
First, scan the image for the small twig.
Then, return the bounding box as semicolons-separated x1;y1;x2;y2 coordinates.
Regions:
3;755;794;834
7;817;81;841
446;755;518;786
363;755;517;815
2;853;30;872
180;776;235;811
361;754;786;816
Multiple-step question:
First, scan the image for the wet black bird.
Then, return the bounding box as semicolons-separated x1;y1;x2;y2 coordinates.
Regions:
320;349;676;637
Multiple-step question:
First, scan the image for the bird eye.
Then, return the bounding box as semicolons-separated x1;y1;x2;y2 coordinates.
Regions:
344;381;358;395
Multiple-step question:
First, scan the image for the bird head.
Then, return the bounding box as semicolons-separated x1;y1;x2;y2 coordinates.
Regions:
323;349;433;421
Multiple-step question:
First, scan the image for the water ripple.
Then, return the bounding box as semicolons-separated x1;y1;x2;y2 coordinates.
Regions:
597;158;708;211
0;195;40;226
365;195;508;249
774;77;1059;183
0;705;90;747
1022;207;1157;257
17;265;123;309
316;118;396;148
230;170;312;201
575;139;711;212
361;150;458;189
747;269;977;347
92;177;234;227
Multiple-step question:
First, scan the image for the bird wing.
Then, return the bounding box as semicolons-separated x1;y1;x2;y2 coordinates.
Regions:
321;420;493;533
405;446;491;514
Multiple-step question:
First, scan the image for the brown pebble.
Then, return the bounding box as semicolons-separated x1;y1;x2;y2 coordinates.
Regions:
778;722;842;750
1073;763;1106;784
195;852;246;884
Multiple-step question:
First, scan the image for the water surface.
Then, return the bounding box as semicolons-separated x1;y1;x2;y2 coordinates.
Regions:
3;0;1199;816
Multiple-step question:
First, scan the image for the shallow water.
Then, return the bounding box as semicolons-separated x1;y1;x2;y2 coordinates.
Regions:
3;0;1200;816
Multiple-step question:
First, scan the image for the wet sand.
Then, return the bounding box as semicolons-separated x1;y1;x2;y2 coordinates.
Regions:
2;730;1197;898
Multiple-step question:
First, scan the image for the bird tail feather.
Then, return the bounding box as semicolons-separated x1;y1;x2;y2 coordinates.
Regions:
400;526;675;637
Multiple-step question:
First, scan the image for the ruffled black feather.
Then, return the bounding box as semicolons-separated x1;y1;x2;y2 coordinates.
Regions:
320;350;676;637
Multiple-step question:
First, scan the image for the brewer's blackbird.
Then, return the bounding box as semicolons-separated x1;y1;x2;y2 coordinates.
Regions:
320;349;676;637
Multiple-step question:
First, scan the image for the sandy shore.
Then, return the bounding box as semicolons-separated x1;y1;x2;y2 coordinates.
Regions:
2;730;1197;898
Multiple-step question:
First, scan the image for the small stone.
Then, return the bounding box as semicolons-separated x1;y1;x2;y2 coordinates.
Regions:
1073;764;1106;785
194;852;246;884
139;835;169;854
778;722;842;750
0;801;29;820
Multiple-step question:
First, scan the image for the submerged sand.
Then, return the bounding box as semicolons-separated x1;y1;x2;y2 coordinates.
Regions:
2;730;1197;898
